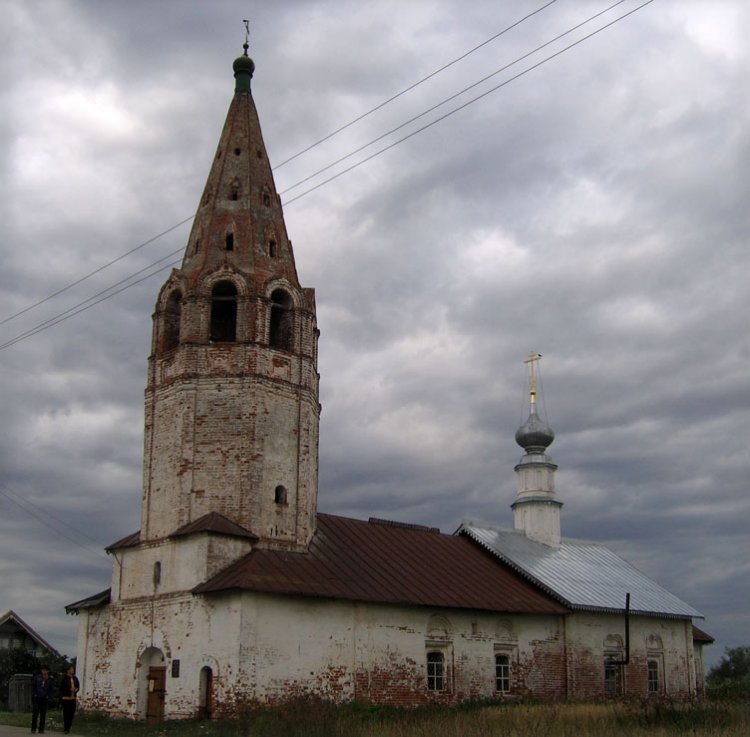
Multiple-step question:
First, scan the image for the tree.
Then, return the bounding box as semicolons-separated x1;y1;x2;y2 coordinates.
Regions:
707;646;750;699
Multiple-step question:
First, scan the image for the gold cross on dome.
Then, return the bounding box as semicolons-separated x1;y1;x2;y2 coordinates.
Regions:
523;351;542;406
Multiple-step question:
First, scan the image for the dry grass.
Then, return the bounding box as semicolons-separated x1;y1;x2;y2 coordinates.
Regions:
2;699;748;736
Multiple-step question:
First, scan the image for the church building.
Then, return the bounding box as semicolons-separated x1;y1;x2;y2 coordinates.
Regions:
66;46;711;720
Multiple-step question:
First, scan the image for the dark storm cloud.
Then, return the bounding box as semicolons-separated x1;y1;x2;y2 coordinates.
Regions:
1;1;747;667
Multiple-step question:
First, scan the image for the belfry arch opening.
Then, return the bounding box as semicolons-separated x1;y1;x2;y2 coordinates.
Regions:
163;290;182;352
210;281;237;343
269;289;293;351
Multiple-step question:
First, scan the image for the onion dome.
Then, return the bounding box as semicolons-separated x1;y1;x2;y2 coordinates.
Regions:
515;409;555;453
233;43;255;93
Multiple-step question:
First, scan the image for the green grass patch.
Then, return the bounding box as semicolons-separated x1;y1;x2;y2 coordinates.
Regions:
1;699;748;737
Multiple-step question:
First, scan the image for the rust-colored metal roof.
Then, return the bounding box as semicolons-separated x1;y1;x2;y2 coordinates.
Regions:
692;624;715;644
170;512;258;541
106;530;140;552
65;588;111;615
194;513;569;614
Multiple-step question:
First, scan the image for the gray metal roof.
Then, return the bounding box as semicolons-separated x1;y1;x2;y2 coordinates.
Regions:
460;523;702;619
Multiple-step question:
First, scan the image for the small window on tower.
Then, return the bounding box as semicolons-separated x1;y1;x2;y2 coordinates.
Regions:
269;240;277;258
256;149;263;159
263;193;271;206
234;147;241;156
225;233;234;251
274;485;288;504
153;561;162;586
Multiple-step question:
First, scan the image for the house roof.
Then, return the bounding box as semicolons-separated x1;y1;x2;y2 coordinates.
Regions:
0;610;62;657
459;522;702;619
106;513;258;553
194;513;569;615
170;511;259;541
65;588;111;615
692;624;715;644
106;530;140;552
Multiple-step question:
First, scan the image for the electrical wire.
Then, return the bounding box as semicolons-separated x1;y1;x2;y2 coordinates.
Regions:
0;216;193;328
0;254;182;351
272;0;558;170
0;0;653;350
279;0;628;196
282;0;654;206
0;482;110;561
0;4;555;332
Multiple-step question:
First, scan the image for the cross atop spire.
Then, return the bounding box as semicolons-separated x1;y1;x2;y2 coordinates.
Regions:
243;19;250;56
523;351;542;408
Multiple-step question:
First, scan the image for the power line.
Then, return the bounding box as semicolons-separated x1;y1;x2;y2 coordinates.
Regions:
280;0;628;197
0;1;652;349
272;0;558;170
0;254;182;351
282;0;654;206
0;482;110;561
0;216;193;328
0;4;555;332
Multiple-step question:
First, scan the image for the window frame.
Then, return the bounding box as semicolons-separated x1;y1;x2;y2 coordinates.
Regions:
603;655;623;696
647;653;664;696
426;650;446;692
494;652;511;694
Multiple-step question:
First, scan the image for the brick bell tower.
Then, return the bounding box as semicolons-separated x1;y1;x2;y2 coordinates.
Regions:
141;46;320;553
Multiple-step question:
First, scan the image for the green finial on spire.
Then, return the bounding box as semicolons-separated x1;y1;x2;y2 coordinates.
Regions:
233;19;255;92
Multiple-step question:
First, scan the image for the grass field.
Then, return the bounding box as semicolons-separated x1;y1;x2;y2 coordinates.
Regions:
2;699;748;736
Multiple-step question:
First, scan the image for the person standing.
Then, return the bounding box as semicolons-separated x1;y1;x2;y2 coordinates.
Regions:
59;665;80;734
30;664;53;734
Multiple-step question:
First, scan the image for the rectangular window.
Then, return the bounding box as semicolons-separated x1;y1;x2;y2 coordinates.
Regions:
648;658;660;695
426;651;445;691
495;653;511;693
604;659;622;695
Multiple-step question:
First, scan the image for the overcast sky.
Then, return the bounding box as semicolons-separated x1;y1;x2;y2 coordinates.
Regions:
2;0;747;669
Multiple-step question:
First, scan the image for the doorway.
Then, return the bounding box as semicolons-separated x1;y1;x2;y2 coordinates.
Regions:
146;666;166;723
198;666;214;719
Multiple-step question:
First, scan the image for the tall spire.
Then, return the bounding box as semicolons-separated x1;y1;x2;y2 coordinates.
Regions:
141;49;320;553
511;352;562;547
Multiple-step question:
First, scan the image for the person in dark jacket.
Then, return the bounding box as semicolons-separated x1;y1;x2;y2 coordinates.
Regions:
31;664;53;734
59;665;80;734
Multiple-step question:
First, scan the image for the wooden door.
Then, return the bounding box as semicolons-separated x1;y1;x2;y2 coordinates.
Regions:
146;666;166;723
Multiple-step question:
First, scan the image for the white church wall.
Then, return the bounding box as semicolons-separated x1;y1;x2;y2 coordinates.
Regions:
564;612;696;700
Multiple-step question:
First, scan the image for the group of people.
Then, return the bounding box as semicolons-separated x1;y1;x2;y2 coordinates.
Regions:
30;664;80;735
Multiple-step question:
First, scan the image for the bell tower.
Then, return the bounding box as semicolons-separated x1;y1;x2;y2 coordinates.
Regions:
141;45;320;552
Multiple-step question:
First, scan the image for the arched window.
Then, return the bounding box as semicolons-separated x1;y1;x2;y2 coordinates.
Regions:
163;290;182;351
210;281;237;342
269;289;293;350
